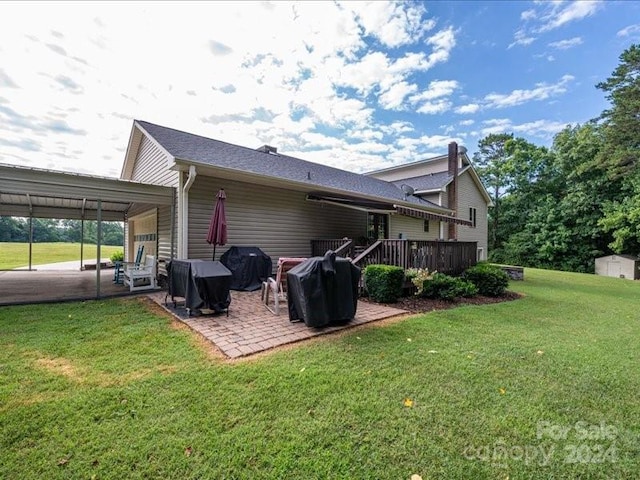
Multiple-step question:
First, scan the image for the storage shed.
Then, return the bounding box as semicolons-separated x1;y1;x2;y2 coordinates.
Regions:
594;254;640;280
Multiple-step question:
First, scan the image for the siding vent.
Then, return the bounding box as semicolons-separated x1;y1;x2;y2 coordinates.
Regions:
257;145;278;155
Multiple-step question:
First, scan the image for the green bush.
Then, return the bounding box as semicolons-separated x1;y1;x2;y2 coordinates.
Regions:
110;250;124;263
463;263;509;297
364;264;405;303
420;273;478;301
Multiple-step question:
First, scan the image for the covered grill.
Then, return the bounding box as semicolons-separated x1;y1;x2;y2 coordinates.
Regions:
286;251;361;327
221;246;272;291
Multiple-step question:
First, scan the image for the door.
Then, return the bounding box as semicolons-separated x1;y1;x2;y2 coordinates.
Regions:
607;262;621;278
367;213;388;240
128;210;157;261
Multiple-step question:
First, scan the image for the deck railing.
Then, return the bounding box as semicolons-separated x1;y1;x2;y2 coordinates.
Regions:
311;239;478;275
311;238;354;258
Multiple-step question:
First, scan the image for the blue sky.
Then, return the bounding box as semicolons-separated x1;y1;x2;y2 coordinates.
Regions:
0;1;638;178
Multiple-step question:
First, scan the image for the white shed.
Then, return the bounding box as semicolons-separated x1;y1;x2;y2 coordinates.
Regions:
594;254;640;280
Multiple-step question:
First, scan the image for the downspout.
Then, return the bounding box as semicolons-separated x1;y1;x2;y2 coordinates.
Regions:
179;165;197;258
447;142;459;240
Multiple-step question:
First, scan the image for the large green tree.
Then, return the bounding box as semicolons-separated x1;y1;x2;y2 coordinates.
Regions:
596;44;640;253
473;134;554;260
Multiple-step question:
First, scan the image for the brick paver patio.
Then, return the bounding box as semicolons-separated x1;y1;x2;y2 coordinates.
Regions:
149;290;407;358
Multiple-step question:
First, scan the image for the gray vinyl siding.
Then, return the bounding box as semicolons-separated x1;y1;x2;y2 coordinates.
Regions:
186;176;367;268
369;157;449;181
421;193;442;208
128;135;178;273
456;171;488;257
131;136;178;187
156;204;173;274
389;215;439;240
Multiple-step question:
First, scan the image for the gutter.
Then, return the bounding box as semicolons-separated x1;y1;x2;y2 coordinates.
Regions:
178;165;197;258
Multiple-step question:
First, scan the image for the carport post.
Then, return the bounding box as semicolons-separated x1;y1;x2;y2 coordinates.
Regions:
80;219;84;270
28;215;33;271
96;200;101;298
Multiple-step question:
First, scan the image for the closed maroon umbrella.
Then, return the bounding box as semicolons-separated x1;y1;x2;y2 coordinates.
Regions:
207;189;227;260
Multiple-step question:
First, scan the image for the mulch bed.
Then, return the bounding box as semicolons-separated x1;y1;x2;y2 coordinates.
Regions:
360;290;522;314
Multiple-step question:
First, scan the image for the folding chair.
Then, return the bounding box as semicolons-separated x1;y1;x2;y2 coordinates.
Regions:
261;257;307;315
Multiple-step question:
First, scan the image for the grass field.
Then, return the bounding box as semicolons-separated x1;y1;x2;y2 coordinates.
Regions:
0;242;122;270
1;268;639;479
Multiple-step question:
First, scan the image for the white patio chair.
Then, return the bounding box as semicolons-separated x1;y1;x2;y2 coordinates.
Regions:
123;255;157;292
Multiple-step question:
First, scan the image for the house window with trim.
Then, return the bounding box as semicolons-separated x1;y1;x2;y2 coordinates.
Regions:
469;207;477;228
423;219;429;232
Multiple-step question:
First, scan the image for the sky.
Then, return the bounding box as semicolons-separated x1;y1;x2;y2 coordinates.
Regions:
0;1;639;179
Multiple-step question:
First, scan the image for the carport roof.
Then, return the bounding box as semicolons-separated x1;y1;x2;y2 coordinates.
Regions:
0;163;174;220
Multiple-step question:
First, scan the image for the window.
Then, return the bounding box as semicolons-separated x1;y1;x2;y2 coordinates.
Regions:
469;207;477;228
423;219;430;232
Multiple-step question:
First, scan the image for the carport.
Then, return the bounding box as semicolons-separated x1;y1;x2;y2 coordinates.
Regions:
0;163;175;304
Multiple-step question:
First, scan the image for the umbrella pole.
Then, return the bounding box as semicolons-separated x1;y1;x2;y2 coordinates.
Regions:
213;245;216;261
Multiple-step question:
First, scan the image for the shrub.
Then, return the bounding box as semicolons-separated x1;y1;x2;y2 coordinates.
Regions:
463;263;509;297
364;264;405;303
420;273;478;301
110;250;124;263
405;268;436;296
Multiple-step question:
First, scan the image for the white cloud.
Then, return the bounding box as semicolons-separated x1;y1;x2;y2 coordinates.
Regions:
478;118;568;137
459;119;474;126
548;36;583;49
455;103;480;114
348;1;432;48
416;100;451;115
617;24;640;38
424;27;457;68
408;80;458;114
511;2;599;50
378;81;417;110
380;121;414;135
538;1;601;32
484;75;574;108
509;29;536;48
0;68;18;88
410;80;459;102
512;119;568;136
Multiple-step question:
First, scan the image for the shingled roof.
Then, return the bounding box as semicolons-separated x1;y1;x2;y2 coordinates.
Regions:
136;120;447;212
392;171;452;192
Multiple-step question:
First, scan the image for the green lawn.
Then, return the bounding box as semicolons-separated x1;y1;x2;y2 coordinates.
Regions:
1;269;639;479
0;242;122;270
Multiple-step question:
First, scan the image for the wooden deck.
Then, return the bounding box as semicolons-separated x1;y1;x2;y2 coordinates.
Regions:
312;238;478;275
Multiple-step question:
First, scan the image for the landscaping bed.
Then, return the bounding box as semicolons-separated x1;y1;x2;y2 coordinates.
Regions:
361;290;522;313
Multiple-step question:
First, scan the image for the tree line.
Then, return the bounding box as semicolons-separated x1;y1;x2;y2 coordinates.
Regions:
474;44;640;273
0;217;124;246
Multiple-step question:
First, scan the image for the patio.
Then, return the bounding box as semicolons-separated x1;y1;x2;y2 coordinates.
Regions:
0;268;408;358
149;290;407;359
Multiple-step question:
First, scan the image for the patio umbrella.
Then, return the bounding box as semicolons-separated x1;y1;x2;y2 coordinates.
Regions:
207;189;227;260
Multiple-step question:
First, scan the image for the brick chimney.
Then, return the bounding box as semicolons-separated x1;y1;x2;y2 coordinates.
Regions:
447;142;458;240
